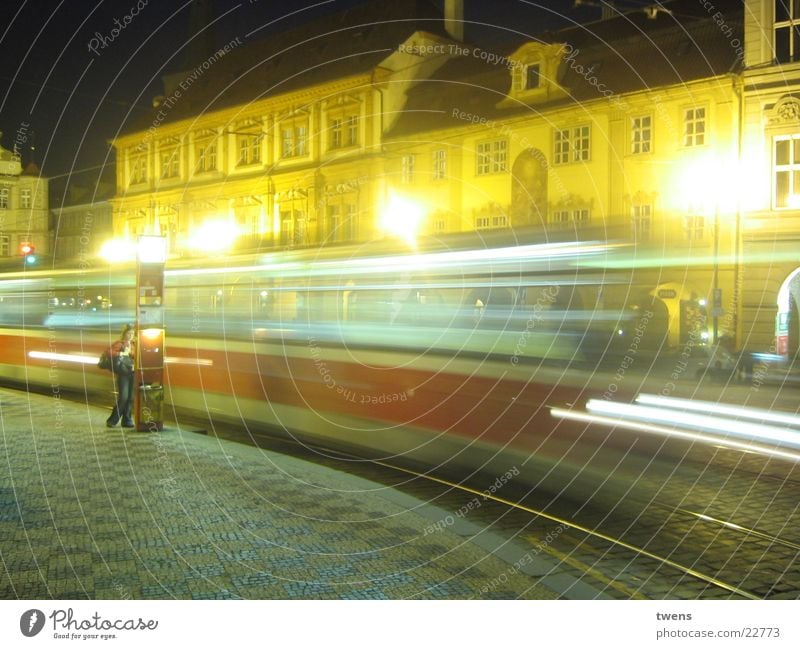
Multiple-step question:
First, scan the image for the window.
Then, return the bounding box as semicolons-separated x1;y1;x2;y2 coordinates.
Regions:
550;209;590;225
279;211;304;246
347;115;358;147
160;149;179;178
130;157;147;184
683;107;706;147
632;204;652;241
330;118;342;149
554;130;570;165
512;62;541;92
433;149;446;180
774;0;800;62
774;134;800;208
0;234;8;256
402;155;415;183
554;126;591;164
21;188;31;208
280;211;293;246
525;64;541;90
684;215;705;241
326;203;357;243
196;141;217;172
0;187;9;208
327;204;340;242
433;217;446;233
280;124;307;159
329;114;358;150
238;135;262;165
631;115;652;154
573;126;590;161
476;139;508;175
475;211;507;230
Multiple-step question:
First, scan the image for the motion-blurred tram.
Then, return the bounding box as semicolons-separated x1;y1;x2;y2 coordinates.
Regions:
0;237;711;506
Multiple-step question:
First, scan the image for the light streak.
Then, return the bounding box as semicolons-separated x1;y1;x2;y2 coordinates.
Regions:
550;407;800;463
28;351;213;367
586;399;800;449
635;394;800;429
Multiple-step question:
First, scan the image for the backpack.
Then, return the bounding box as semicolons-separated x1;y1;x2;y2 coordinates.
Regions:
97;349;113;371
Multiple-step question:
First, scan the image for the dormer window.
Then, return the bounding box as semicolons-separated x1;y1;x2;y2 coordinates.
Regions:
524;64;540;90
513;62;541;92
500;43;567;108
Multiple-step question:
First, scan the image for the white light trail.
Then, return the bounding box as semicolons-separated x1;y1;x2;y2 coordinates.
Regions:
586;399;800;449
28;351;213;367
635;394;800;429
550;407;800;463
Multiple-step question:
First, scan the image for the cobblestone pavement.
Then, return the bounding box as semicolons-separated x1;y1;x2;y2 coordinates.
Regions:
0;387;562;600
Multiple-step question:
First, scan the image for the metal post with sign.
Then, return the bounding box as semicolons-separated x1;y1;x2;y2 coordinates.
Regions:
135;235;167;432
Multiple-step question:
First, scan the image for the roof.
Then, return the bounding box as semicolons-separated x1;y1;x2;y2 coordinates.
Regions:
120;0;446;136
387;0;744;138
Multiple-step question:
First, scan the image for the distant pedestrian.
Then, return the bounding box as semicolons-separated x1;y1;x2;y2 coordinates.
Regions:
106;324;136;428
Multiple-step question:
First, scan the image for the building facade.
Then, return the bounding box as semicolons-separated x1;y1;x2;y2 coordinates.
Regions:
111;0;800;356
0;140;49;266
110;2;461;256
742;0;800;356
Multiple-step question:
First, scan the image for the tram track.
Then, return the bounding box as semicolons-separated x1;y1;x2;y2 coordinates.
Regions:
231;426;779;600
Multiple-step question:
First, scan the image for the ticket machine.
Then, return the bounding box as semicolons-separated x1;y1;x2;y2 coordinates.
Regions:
134;236;167;431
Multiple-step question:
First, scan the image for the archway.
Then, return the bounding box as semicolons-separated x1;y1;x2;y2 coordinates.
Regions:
510;149;548;227
776;268;800;357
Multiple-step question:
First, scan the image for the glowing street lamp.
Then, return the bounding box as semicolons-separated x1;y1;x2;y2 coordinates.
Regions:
187;218;241;254
379;191;424;247
99;238;137;263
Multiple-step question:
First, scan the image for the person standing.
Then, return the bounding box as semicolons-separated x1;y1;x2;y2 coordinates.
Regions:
107;324;136;428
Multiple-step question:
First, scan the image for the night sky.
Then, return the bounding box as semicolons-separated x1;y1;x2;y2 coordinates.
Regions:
0;0;602;194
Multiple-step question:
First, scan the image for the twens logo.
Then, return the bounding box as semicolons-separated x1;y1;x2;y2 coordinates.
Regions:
20;609;45;637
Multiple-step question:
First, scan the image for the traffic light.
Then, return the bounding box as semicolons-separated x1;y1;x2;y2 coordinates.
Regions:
19;242;37;265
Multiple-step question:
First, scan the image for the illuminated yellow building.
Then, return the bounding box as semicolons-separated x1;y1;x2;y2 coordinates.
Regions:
114;0;800;355
109;2;464;255
741;0;800;357
382;2;743;349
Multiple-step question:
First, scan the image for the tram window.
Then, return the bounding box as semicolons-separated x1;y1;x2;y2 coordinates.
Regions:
346;291;393;323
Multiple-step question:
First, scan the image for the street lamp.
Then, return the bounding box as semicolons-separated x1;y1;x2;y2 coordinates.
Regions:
380;191;424;247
